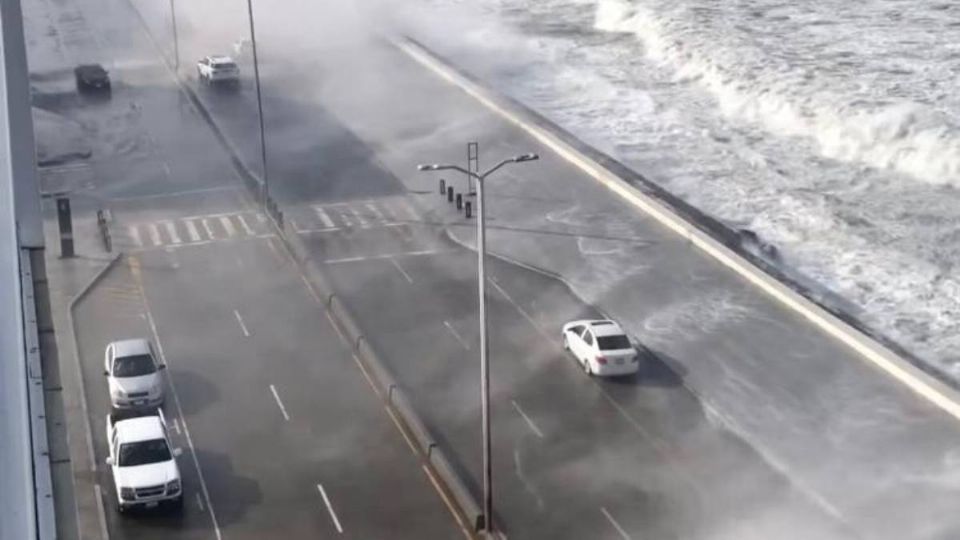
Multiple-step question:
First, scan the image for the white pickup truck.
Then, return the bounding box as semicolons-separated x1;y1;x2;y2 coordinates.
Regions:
105;410;183;513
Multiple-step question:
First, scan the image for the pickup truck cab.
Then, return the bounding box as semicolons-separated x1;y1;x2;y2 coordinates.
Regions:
105;410;183;513
197;55;240;85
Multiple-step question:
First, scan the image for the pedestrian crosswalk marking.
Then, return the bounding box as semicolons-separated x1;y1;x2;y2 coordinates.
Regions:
396;199;420;222
201;218;216;240
162;221;182;244
338;209;353;227
236;214;255;235
366;203;387;223
257;213;267;224
129;226;143;248
219;216;236;237
148;223;162;246
350;206;370;228
185;219;201;242
313;207;335;229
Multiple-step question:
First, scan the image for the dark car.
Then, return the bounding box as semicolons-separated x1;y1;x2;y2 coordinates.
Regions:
74;64;111;94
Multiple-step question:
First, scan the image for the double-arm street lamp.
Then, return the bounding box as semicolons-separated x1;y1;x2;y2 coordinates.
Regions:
418;152;539;534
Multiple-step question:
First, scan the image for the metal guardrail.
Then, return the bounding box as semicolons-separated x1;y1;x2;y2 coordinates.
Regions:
0;0;54;539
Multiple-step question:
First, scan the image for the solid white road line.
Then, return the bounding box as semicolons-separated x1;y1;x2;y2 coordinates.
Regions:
324;249;445;264
236;214;255;236
128;226;143;248
94;484;109;540
148;223;162;246
233;309;251;337
134;260;223;540
601;507;631;540
162;221;181;244
269;384;290;421
313;206;336;229
184;219;201;242
443;320;469;351
389;257;413;284
201;218;216;240
317;483;344;534
511;399;544;438
219;216;236;237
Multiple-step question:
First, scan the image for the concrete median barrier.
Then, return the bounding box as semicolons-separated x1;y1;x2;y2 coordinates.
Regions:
429;447;483;532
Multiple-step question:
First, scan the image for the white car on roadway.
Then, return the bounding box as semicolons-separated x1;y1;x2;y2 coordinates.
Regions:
104;338;165;410
105;409;183;513
562;319;641;376
197;55;240;85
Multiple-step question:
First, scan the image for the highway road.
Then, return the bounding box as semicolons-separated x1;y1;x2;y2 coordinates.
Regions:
148;6;960;540
28;0;466;538
28;0;960;537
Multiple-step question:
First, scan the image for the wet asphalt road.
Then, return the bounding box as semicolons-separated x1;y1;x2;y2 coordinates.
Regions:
27;0;960;537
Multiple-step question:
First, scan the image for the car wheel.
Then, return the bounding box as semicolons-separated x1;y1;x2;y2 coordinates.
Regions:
116;503;127;515
582;359;592;376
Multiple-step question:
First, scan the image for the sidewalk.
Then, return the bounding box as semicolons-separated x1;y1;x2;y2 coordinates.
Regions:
43;199;120;540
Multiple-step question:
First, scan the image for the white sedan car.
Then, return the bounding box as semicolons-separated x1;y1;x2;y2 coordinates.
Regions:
562;319;640;376
104;338;166;410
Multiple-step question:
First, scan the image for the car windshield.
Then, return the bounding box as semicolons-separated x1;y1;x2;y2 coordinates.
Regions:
214;62;237;70
118;439;171;466
597;334;632;351
113;354;156;377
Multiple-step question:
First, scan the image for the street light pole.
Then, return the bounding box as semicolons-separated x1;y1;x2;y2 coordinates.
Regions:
245;0;270;206
417;153;539;534
168;0;179;71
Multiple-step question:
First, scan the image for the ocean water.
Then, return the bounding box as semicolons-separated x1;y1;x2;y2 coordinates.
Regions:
388;0;960;379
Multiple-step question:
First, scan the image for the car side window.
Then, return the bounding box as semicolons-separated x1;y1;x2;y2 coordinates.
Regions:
583;331;594;347
569;325;585;337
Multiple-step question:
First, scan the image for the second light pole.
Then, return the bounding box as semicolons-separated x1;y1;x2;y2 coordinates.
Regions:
418;152;539;534
244;0;270;206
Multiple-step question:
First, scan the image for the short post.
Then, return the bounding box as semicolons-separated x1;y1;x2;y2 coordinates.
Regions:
440;178;446;195
465;200;472;219
56;197;74;258
447;186;454;202
456;193;463;210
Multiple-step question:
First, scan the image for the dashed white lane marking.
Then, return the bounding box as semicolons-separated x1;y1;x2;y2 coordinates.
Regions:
201;218;217;240
233;309;251;337
511;399;544;438
162;221;181;244
171;417;181;435
349;206;370;228
443;320;469;351
601;507;631;540
389;257;413;284
129;226;143;248
219;216;236;237
317;483;344;534
313;206;335;228
236;214;255;236
148;223;162;246
269;384;290;421
196;492;205;512
184;219;201;242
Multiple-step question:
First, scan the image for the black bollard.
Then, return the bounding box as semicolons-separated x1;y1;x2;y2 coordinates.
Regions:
56;197;74;258
465;200;472;219
440;178;446;195
447;186;454;202
456;193;463;210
